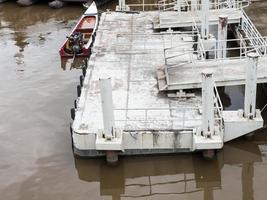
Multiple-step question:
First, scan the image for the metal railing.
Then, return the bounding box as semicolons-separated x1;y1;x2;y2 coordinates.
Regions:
114;106;202;131
163;36;267;69
114;31;197;53
240;9;267;56
214;83;224;133
113;102;223;131
158;0;250;12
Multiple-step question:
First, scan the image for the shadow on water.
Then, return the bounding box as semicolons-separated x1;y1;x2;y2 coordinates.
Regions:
74;137;266;200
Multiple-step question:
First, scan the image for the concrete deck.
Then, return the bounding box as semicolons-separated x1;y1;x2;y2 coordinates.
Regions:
72;11;204;134
70;9;264;156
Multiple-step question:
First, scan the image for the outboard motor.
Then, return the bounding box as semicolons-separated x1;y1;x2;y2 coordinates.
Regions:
65;32;84;54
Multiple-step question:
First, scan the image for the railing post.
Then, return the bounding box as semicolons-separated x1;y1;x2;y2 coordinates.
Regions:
176;0;181;14
244;53;259;119
117;0;129;11
217;15;228;59
201;0;209;39
202;71;215;137
99;77;115;139
191;0;197;13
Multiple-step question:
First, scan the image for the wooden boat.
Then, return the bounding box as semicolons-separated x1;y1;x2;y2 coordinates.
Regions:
59;2;98;58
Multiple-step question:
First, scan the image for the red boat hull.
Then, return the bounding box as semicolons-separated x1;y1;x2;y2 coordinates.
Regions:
59;9;98;58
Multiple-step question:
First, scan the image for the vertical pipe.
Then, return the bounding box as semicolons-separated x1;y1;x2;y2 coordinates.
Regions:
201;0;209;39
99;78;115;138
177;0;181;14
191;0;197;13
244;53;259;119
202;71;215;137
217;15;228;59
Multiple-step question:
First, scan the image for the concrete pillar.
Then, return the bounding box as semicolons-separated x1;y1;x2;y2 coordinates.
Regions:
217;15;228;59
201;0;209;39
244;53;259;119
118;0;125;11
176;0;181;14
202;71;215;137
99;77;115;139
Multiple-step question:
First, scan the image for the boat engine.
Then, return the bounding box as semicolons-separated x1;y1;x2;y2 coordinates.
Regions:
65;32;84;54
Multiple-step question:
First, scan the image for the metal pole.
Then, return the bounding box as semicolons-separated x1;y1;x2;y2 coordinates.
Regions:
202;71;215;137
201;0;209;39
217;15;228;59
99;77;115;139
177;0;181;14
244;53;259;119
191;0;197;13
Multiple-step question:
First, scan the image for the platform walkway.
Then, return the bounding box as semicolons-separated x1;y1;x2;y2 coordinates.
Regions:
158;56;267;90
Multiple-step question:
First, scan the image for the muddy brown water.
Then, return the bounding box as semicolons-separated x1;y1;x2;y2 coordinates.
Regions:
1;1;267;200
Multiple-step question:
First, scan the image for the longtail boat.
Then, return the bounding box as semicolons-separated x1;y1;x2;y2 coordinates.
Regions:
59;2;98;58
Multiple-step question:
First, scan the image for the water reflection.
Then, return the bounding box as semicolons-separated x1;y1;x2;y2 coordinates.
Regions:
0;2;84;50
74;139;263;200
61;57;87;70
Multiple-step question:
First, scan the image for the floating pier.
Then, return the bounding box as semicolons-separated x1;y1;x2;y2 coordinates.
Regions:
70;0;266;161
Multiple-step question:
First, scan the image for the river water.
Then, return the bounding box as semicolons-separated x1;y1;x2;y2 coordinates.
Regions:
1;1;267;200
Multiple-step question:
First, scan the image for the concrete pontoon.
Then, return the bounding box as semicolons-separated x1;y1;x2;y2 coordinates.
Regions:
70;0;266;161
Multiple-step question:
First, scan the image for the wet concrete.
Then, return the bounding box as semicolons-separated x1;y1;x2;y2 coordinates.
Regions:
1;1;267;200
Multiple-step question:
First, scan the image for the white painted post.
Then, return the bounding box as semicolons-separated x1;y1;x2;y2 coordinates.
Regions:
99;78;115;139
217;15;228;59
201;0;209;39
191;0;197;13
202;71;215;137
176;0;181;14
244;53;259;119
118;0;125;11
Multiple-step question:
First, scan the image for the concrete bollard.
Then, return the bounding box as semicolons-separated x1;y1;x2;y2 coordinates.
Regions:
217;15;228;59
99;77;115;139
244;53;259;119
202;71;215;138
201;0;209;39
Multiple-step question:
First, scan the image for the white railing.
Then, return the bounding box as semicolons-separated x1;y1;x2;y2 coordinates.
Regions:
163;36;267;69
114;31;197;53
158;0;250;12
114;106;202;131
113;97;223;132
214;83;224;132
120;0;250;13
240;9;267;56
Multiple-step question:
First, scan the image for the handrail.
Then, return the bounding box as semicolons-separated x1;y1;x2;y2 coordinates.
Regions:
163;36;267;67
157;0;250;12
240;8;267;56
114;106;202;130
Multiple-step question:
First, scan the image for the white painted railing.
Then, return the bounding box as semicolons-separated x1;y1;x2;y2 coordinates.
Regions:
214;83;224;132
240;9;267;56
163;36;267;68
157;0;250;12
113;103;223;131
114;106;201;131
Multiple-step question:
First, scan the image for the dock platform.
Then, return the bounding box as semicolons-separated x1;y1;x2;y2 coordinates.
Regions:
70;0;266;159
